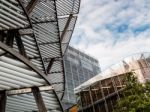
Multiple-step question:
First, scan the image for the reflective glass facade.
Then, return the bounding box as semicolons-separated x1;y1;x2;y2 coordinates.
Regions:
62;46;100;110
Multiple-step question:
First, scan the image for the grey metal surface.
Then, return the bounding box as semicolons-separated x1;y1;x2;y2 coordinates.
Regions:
0;0;81;111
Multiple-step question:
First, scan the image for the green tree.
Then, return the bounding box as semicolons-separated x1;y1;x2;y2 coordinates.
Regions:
113;72;150;112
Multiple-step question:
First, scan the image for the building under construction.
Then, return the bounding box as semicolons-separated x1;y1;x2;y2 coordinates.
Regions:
75;53;150;112
0;0;80;111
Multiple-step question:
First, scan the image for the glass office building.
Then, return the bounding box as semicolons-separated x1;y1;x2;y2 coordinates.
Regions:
62;46;101;110
75;53;150;112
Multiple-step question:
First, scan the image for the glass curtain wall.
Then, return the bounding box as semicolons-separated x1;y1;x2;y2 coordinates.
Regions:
62;46;101;110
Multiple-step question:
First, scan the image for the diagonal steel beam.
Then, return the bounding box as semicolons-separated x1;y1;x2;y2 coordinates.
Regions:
60;14;73;42
47;58;55;74
26;0;39;14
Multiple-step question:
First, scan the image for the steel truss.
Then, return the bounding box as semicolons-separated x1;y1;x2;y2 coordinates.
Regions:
0;0;80;111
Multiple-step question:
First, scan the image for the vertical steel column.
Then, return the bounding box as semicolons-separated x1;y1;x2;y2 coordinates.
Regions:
89;87;95;112
99;81;109;112
117;75;125;98
0;91;7;112
6;30;15;47
32;87;47;112
0;31;5;42
15;31;27;58
111;77;120;100
79;92;84;112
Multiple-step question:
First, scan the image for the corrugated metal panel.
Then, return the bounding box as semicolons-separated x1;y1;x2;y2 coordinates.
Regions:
0;0;80;111
0;0;30;30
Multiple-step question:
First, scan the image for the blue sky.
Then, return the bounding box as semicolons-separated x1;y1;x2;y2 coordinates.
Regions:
70;0;150;70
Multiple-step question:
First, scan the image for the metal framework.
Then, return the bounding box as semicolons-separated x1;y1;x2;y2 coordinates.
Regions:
75;53;150;112
0;0;80;111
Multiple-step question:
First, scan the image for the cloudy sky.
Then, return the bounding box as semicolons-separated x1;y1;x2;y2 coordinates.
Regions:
70;0;150;71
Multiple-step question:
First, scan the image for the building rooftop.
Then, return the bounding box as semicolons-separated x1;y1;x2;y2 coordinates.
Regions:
75;52;150;93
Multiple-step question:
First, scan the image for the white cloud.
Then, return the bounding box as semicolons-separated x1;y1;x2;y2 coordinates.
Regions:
71;0;150;71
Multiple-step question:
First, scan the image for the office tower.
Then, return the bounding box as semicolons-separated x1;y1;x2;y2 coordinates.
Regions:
62;46;101;110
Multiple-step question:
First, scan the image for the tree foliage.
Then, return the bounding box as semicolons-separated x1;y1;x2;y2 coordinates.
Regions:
113;72;150;112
